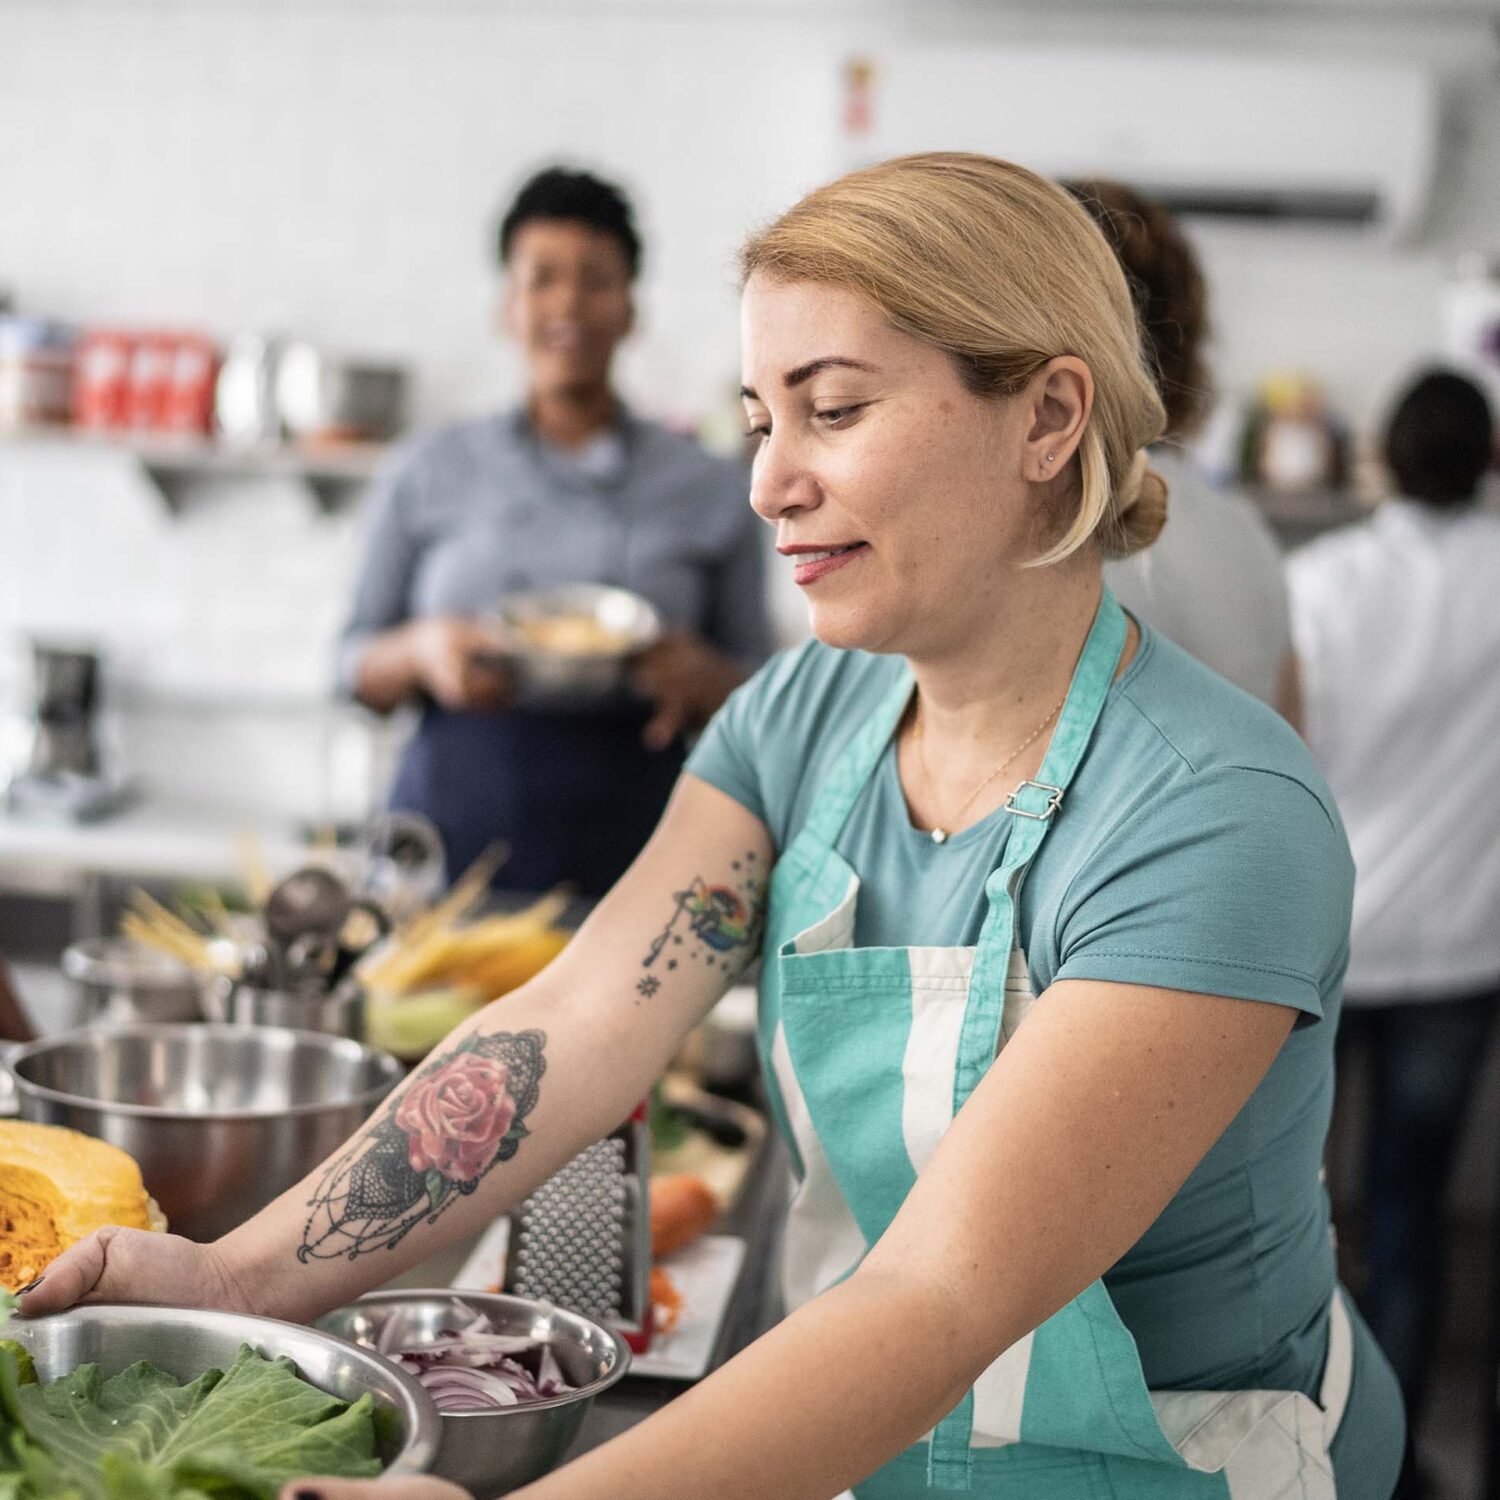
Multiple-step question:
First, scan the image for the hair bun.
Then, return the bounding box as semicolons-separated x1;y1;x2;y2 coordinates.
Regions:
1113;450;1169;556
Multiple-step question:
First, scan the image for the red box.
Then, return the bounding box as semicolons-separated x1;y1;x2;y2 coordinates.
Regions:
160;335;218;434
71;331;134;430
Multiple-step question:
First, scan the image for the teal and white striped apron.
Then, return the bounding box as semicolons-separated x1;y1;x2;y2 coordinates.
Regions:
757;591;1353;1497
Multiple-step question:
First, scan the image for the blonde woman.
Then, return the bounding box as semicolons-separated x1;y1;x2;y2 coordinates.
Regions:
28;155;1401;1499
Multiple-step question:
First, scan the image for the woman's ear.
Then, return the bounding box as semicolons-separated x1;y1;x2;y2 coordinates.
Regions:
1022;356;1093;483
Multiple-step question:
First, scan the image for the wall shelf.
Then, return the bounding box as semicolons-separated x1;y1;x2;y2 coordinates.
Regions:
0;427;390;511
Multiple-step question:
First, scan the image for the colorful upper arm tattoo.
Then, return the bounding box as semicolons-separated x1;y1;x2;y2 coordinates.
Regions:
636;851;768;999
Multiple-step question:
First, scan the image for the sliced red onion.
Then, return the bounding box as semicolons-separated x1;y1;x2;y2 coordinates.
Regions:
374;1304;577;1413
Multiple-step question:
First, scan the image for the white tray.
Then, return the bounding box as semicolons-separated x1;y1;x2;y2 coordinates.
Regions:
452;1219;746;1381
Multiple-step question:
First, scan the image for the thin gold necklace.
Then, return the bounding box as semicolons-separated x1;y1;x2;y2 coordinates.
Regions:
913;694;1065;845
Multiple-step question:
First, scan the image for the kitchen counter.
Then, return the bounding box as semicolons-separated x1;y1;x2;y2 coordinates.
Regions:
387;1125;790;1466
0;803;311;944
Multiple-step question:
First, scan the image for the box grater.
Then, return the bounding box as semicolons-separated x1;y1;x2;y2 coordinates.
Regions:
504;1101;653;1353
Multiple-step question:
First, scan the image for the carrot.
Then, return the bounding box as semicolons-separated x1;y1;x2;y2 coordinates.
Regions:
651;1266;684;1335
650;1173;718;1258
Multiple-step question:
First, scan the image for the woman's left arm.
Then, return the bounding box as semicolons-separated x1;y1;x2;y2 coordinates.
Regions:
506;978;1293;1500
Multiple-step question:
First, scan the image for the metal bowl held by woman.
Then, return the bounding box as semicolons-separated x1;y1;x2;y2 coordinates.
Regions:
317;1290;630;1499
491;585;662;702
62;937;205;1025
8;1023;403;1241
7;1303;440;1478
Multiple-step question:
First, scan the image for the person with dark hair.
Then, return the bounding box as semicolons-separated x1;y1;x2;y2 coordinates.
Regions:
1288;368;1500;1465
338;167;771;895
1070;180;1300;721
1383;368;1495;506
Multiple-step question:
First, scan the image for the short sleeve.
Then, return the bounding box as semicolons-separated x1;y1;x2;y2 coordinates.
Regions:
684;639;842;847
1050;766;1354;1020
685;672;770;827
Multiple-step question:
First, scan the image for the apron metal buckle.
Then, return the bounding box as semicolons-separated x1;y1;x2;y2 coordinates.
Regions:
1002;780;1064;820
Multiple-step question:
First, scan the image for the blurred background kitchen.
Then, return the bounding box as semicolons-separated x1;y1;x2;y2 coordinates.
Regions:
5;1;1500;1496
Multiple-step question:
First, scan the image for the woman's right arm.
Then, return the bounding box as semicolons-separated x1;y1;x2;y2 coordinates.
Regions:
22;774;774;1324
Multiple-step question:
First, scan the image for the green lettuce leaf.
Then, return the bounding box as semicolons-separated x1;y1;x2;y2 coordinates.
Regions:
10;1345;379;1500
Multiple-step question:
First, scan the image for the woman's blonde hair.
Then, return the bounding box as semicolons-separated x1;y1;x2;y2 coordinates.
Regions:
740;152;1168;563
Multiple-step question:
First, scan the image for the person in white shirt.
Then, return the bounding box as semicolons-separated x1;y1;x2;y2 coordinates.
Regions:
1070;180;1298;719
1287;368;1500;1432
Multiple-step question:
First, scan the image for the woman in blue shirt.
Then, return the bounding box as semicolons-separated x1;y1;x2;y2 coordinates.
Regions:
38;153;1401;1498
339;168;771;894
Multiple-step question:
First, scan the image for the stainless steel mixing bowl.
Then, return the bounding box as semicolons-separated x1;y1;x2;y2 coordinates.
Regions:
490;584;662;701
9;1023;404;1241
317;1290;630;1498
62;938;206;1025
7;1303;440;1477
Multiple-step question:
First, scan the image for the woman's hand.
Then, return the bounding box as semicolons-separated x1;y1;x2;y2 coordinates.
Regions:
408;617;513;712
633;631;748;750
16;1226;256;1316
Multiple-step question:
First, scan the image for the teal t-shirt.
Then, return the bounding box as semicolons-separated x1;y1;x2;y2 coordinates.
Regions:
687;625;1352;1400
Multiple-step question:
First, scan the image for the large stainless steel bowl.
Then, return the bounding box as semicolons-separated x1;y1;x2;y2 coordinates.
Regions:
9;1024;404;1241
7;1303;440;1477
490;584;662;702
317;1290;630;1499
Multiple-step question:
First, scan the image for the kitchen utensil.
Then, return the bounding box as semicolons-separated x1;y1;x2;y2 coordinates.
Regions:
201;973;365;1038
316;1290;629;1499
9;1023;403;1240
214;335;282;444
488;585;662;701
360;811;447;922
4;638;134;823
505;1108;652;1353
275;342;407;442
264;865;387;995
7;1303;440;1478
61;937;205;1025
265;864;352;940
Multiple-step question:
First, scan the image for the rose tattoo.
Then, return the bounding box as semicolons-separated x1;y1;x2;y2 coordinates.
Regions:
300;1029;545;1262
396;1053;518;1182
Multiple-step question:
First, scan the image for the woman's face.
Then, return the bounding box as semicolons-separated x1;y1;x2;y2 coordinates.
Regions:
502;220;634;398
740;274;1081;658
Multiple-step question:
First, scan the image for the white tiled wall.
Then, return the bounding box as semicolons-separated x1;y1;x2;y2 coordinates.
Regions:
5;0;1500;816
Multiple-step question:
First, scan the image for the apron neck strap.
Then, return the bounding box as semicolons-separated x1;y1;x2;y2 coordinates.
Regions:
803;589;1128;857
983;586;1127;898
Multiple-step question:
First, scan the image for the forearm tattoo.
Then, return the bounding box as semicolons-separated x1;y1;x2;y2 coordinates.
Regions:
299;1029;546;1261
636;852;767;999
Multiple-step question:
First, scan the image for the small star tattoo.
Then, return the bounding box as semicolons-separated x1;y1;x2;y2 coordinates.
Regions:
637;975;661;998
667;959;678;970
